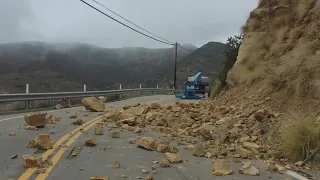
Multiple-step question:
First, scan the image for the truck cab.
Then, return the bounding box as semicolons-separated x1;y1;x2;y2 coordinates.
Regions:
186;74;210;96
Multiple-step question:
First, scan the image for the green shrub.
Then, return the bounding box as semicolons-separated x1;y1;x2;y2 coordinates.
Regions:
211;33;243;96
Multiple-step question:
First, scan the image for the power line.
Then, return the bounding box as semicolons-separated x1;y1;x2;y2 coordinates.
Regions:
79;0;173;46
91;0;174;44
81;0;217;60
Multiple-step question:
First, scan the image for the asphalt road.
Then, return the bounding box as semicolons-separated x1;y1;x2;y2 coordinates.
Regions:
0;95;310;180
48;130;289;180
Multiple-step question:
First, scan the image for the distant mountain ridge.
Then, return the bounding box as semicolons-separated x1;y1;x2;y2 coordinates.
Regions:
0;41;226;93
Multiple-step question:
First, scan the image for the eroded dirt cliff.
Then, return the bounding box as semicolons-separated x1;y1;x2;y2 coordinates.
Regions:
227;0;320;114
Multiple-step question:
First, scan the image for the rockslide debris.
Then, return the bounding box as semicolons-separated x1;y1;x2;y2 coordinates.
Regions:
102;101;282;162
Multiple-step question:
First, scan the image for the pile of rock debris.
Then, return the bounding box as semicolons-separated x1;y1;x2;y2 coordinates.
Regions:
100;100;293;176
103;101;280;160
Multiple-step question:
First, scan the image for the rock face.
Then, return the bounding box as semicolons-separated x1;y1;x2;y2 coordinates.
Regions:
82;97;105;112
226;0;320;103
24;112;47;128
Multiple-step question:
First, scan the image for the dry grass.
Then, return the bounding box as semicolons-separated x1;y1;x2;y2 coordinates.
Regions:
281;115;320;161
210;78;223;97
268;74;286;91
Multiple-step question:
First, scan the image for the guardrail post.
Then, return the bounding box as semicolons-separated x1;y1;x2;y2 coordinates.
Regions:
140;84;142;89
156;85;159;95
26;84;29;94
84;84;86;92
25;84;30;110
139;84;142;96
119;84;122;100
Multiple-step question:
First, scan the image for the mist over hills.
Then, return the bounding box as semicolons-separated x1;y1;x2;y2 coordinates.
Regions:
0;41;226;93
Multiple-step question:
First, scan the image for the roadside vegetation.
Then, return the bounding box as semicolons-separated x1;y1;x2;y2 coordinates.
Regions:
211;33;243;96
281;115;320;161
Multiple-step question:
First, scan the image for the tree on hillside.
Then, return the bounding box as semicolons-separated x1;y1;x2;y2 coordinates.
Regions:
211;33;243;96
218;33;244;87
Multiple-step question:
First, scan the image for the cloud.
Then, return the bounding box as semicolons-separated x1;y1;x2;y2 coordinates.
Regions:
1;0;258;48
0;1;44;42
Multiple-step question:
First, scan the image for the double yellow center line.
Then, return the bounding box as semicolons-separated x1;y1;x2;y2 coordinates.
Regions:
18;116;103;180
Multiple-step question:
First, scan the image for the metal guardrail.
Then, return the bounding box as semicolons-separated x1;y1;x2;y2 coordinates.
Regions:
0;88;175;103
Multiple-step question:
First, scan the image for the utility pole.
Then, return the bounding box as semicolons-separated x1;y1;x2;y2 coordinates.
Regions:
173;42;179;92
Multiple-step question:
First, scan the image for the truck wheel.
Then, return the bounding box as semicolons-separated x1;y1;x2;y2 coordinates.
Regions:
205;86;211;97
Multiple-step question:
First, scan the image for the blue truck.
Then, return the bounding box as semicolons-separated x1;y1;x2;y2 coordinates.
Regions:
176;72;211;99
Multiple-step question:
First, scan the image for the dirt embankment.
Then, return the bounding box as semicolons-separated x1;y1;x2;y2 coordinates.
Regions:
226;0;320;115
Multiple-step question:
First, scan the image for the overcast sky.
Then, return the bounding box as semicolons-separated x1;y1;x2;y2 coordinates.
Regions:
0;0;258;48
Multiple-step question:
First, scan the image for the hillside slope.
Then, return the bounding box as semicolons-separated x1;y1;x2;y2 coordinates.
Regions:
191;0;320;163
176;42;226;86
225;0;320;113
0;41;225;93
155;42;227;88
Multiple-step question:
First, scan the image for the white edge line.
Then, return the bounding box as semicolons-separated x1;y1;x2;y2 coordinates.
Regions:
0;110;57;122
0;115;24;122
286;170;310;180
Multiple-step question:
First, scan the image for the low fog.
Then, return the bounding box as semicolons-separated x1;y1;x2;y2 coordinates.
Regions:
0;0;258;48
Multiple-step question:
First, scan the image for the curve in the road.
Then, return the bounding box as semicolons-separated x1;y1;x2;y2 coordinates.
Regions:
18;116;102;180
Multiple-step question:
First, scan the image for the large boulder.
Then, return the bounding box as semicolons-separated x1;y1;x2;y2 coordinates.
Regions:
196;123;216;140
23;155;43;168
82;97;105;112
239;161;259;176
24;112;47;128
213;160;233;176
128;106;147;116
35;134;54;150
193;143;206;157
136;137;156;150
164;152;183;164
97;96;107;103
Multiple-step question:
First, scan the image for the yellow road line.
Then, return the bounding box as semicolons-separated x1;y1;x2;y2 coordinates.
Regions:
18;117;102;180
35;117;103;180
